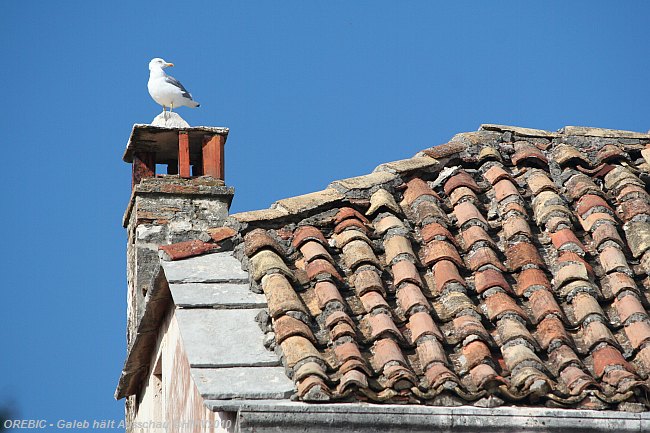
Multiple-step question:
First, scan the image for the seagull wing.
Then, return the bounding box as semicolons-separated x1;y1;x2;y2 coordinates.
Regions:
165;76;194;100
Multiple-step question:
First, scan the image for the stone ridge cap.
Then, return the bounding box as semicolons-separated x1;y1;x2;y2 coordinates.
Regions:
229;155;441;227
230;122;649;228
481;123;649;139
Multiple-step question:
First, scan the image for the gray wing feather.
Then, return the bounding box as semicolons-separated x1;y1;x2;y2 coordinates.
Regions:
165;76;194;100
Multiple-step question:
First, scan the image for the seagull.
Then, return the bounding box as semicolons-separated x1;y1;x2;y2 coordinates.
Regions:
147;58;200;114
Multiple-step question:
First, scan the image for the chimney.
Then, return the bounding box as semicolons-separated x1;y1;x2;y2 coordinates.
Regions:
121;123;233;346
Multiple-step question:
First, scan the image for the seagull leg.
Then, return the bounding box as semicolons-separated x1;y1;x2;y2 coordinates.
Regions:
170;102;174;113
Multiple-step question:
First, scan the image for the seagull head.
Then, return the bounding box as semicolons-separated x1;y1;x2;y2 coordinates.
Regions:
149;58;174;71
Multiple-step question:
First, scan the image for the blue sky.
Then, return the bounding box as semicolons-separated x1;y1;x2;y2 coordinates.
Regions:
1;1;649;430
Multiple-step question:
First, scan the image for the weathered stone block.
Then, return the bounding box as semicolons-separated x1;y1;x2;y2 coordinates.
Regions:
175;308;280;367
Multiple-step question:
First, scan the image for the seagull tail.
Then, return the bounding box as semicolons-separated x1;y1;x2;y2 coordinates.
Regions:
189;100;200;108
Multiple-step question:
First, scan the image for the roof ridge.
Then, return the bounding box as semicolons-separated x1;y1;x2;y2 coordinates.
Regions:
230;123;650;228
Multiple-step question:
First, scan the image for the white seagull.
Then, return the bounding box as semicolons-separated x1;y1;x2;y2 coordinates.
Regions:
147;58;200;114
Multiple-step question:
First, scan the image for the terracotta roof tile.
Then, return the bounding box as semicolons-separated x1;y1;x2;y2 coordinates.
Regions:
453;201;488;228
432;260;465;293
494;179;520;202
420;222;455;244
342;239;380;270
292;225;328;248
300;240;332;263
624;320;650;350
550;228;585;251
526;170;558;195
466;246;506;271
396;282;430;314
474;268;510;294
421;240;463;267
484;292;526;321
449;186;479;207
314;281;344;309
443;170;480;196
502;216;533;241
384;235;416;264
408;311;443;343
352;268;384;296
274;315;316;344
528;288;563;324
483;165;512;185
402;178;440;207
231;127;650;408
461;225;496;252
244;228;284;257
512;141;549;168
360;291;389;313
391;260;423;287
506;241;545;271
368;312;402;341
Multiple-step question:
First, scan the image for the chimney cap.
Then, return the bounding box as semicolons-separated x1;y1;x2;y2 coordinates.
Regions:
123;123;229;164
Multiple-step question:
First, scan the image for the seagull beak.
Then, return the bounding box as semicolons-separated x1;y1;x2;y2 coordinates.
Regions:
166;62;174;67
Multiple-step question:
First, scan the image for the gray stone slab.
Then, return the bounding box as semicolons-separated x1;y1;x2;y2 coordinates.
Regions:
170;282;266;308
162;251;248;283
192;367;294;400
205;401;650;433
175;308;279;367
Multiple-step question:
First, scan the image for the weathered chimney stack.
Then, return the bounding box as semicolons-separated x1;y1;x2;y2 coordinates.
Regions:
121;123;233;347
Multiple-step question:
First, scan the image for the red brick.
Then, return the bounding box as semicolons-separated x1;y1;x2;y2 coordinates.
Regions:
159;239;218;261
207;226;237;243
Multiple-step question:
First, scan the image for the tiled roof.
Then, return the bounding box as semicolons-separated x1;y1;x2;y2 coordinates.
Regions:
227;125;650;410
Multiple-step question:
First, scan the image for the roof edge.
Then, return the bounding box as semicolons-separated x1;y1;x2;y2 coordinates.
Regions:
209;401;649;432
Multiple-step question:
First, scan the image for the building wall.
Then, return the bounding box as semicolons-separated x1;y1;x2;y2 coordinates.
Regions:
130;307;234;432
